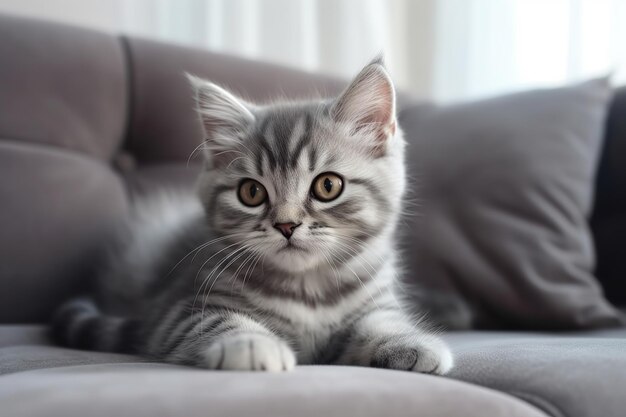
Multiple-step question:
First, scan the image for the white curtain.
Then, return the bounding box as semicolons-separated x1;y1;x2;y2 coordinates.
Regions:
1;0;626;101
432;0;626;101
118;0;626;101
119;0;428;95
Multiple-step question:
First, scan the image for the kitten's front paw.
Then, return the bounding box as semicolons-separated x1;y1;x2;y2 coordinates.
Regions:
202;333;296;372
371;337;453;375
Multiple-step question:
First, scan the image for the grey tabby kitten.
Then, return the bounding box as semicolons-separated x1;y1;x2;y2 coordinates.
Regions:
53;58;453;374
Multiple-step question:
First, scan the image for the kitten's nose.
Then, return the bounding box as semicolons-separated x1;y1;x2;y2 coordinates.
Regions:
273;222;301;239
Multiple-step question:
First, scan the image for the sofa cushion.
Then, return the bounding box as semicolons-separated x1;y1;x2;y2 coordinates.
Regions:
591;87;626;307
0;142;129;322
446;330;626;417
6;326;626;417
0;14;127;159
0;325;546;417
0;345;142;376
0;14;130;323
0;364;549;417
399;79;622;329
0;325;142;375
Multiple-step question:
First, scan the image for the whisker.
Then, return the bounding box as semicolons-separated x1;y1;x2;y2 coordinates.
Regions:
241;250;264;294
332;232;387;265
229;243;261;294
330;246;379;308
193;241;242;286
187;140;209;166
192;242;246;325
318;246;342;293
332;242;385;299
167;234;239;278
332;234;403;307
202;243;253;303
225;155;249;170
333;235;384;274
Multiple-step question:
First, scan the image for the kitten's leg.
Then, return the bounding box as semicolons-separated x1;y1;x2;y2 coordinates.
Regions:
164;310;296;372
330;308;453;375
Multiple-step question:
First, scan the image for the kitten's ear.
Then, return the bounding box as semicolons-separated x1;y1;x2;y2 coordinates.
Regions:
187;74;255;163
332;57;397;150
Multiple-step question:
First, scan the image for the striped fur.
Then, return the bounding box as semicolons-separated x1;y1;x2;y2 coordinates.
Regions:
53;59;453;374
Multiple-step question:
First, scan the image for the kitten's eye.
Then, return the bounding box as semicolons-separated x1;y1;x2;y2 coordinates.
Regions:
311;172;343;202
238;179;267;207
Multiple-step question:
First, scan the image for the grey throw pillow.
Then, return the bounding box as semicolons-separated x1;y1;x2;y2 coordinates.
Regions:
400;79;624;329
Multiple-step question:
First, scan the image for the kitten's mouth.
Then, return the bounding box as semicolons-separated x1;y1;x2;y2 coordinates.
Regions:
278;241;308;253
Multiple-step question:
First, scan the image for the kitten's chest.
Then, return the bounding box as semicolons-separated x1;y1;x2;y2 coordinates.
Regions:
292;321;333;364
283;308;341;364
250;295;368;363
243;265;385;362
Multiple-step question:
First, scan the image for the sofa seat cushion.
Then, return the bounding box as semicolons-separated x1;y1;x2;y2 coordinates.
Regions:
0;325;143;375
446;330;626;417
0;345;143;376
0;365;544;417
0;326;545;417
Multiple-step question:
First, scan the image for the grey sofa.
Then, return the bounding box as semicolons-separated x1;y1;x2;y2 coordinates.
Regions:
1;14;625;417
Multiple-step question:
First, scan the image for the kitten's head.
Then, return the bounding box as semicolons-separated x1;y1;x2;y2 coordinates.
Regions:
190;58;405;273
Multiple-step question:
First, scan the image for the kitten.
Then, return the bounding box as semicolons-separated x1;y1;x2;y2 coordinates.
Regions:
52;58;453;374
